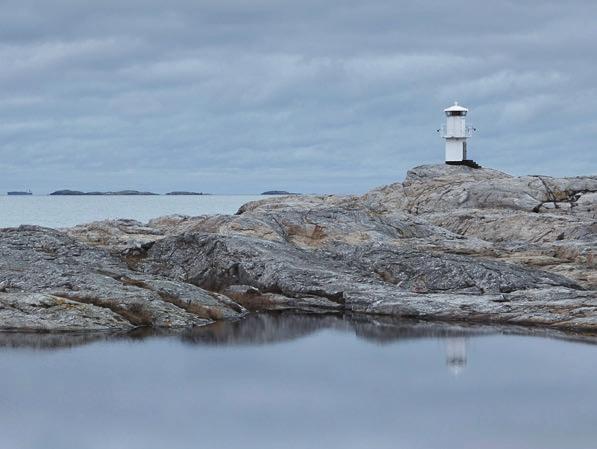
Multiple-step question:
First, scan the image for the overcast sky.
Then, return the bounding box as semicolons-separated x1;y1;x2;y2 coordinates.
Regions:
0;0;595;194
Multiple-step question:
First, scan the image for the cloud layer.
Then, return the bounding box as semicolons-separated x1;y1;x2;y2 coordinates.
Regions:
1;0;596;193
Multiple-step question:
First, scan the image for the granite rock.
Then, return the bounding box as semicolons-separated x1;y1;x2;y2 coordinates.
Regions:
2;164;595;333
0;226;247;331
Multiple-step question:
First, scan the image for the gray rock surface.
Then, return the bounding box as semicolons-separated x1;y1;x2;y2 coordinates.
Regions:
2;164;595;333
0;292;133;331
0;226;247;331
133;164;596;331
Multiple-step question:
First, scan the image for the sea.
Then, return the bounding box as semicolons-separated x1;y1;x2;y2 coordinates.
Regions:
0;196;595;449
0;194;263;228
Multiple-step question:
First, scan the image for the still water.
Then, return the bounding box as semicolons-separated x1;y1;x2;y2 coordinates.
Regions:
1;197;595;448
0;313;595;449
0;195;263;228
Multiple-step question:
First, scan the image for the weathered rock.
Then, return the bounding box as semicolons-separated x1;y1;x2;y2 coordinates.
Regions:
222;284;343;313
0;226;247;331
402;164;597;215
398;164;596;288
0;292;133;331
423;209;594;243
65;219;166;251
1;164;595;333
135;232;593;330
125;164;594;332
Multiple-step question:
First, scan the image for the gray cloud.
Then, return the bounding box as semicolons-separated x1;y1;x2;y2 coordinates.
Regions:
0;0;595;194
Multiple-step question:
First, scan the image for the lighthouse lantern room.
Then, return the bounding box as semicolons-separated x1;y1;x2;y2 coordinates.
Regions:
440;102;480;168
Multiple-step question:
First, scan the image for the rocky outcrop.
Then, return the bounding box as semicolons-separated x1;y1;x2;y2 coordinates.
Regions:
399;165;596;288
0;292;133;331
66;219;165;251
1;164;595;333
402;164;597;215
0;226;246;331
134;164;595;331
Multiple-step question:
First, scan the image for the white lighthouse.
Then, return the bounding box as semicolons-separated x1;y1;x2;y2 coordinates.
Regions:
440;102;479;168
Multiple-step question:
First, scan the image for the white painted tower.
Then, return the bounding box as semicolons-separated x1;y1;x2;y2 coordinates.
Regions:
440;102;479;168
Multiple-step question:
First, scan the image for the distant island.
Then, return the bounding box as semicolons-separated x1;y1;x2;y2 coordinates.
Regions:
261;190;299;195
48;190;212;196
165;191;211;196
7;191;32;196
50;190;158;196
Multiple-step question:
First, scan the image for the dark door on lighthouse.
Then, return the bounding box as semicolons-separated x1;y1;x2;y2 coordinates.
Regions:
463;141;467;159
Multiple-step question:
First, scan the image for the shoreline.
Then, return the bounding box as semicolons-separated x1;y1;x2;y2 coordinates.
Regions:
0;164;595;334
0;311;595;350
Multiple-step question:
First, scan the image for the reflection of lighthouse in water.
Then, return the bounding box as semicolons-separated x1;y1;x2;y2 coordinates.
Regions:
445;337;467;375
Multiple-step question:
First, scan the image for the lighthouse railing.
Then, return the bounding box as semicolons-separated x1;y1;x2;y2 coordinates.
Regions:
440;124;474;138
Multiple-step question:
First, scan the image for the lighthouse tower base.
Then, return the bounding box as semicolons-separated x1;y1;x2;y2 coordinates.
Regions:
446;160;482;169
445;140;481;168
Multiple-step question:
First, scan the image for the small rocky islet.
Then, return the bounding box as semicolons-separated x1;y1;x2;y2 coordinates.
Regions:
49;189;159;196
1;164;595;334
48;190;211;196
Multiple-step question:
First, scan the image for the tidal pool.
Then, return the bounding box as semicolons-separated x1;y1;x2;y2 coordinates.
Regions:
0;313;595;449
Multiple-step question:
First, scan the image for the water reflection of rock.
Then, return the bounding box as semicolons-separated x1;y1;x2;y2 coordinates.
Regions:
0;327;171;351
182;313;499;346
0;330;124;350
181;313;349;346
0;312;595;351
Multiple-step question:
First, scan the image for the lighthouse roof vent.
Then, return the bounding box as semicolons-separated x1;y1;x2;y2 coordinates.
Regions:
444;101;468;113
